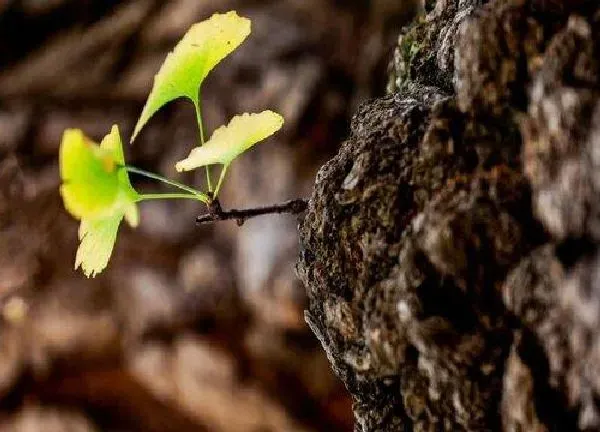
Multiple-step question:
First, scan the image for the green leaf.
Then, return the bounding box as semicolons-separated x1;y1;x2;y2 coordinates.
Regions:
101;125;139;204
100;125;126;164
60;126;139;221
131;11;251;142
75;214;123;278
60;129;121;220
60;125;140;278
175;110;284;171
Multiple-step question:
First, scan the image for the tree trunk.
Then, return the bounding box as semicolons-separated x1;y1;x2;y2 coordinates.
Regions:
297;0;600;430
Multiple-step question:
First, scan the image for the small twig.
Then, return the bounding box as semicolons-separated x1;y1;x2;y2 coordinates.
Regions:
197;198;309;226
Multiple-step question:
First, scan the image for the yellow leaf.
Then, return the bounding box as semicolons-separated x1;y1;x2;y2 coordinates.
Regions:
175;111;284;171
75;215;123;278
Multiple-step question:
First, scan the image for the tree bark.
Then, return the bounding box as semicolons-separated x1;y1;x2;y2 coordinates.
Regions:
297;0;600;430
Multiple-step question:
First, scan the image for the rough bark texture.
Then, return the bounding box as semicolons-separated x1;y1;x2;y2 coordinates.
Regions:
298;0;600;430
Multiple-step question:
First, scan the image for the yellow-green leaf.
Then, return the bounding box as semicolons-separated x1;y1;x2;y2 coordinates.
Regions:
131;11;251;142
100;125;137;195
175;110;284;171
60;129;121;220
60;126;139;221
60;126;141;278
100;124;126;165
75;214;123;278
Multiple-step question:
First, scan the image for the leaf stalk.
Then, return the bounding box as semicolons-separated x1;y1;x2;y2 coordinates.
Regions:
194;98;213;192
122;165;209;203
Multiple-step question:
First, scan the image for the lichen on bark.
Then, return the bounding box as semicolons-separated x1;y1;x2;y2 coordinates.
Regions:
298;0;600;430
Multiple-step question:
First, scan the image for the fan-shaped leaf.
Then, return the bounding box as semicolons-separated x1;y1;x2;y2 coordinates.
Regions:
75;214;123;278
60;126;139;220
60;129;121;219
60;126;140;278
131;11;251;142
175;110;284;171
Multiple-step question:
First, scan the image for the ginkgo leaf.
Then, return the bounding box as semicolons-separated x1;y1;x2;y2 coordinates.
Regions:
60;125;141;278
75;214;123;278
60;126;139;221
60;129;121;219
100;125;138;198
175;110;284;171
131;11;251;142
101;124;126;165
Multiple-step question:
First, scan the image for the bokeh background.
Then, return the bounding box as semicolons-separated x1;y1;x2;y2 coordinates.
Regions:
0;1;415;430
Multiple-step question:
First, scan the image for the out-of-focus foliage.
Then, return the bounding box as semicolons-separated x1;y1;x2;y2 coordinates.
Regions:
60;125;139;277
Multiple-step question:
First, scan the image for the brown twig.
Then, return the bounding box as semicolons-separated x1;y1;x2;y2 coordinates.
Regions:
197;198;309;226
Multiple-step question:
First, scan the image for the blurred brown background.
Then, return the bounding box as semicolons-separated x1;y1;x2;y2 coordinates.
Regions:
0;1;415;431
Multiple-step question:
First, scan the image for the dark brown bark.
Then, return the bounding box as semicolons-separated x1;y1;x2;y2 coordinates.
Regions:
298;0;600;430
